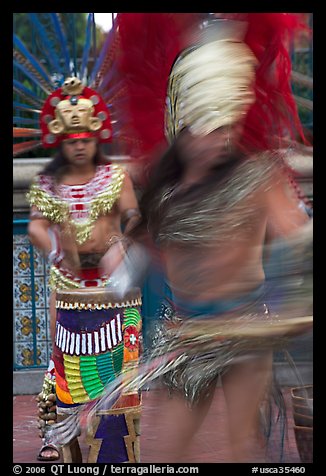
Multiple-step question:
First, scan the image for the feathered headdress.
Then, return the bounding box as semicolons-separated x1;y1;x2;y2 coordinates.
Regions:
109;13;309;161
13;13;132;156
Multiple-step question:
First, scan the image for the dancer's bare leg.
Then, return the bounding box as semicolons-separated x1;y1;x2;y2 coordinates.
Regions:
221;351;273;462
149;378;218;462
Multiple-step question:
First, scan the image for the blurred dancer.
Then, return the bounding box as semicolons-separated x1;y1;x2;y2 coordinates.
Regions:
113;14;312;462
27;77;141;462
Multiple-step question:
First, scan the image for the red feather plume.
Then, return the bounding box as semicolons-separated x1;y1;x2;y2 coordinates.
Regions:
111;13;203;163
240;13;310;152
108;13;310;163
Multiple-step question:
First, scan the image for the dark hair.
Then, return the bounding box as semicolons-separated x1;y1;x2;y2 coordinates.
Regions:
40;142;109;178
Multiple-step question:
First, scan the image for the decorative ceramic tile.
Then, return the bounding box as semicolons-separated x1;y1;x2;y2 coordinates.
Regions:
13;242;32;277
45;260;51;275
14;309;50;342
33;276;46;308
44;275;52;309
13;276;33;309
37;308;50;341
36;341;52;367
13;276;47;309
22;251;44;276
13;232;52;368
14;341;43;368
14;341;53;369
33;248;47;276
13;234;29;246
14;237;47;276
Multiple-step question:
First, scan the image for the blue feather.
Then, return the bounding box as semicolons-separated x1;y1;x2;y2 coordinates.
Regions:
13;59;52;95
27;13;64;76
79;13;93;83
13;101;41;114
13;116;40;125
13;79;44;106
89;26;114;86
13;35;54;87
50;13;71;76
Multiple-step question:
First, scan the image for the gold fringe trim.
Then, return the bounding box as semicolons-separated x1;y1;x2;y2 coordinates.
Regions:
49;266;82;291
49;266;113;291
26;165;125;245
26;184;69;224
55;298;143;311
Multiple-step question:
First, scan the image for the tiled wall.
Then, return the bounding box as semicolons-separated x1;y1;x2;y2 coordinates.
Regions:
13;233;52;369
